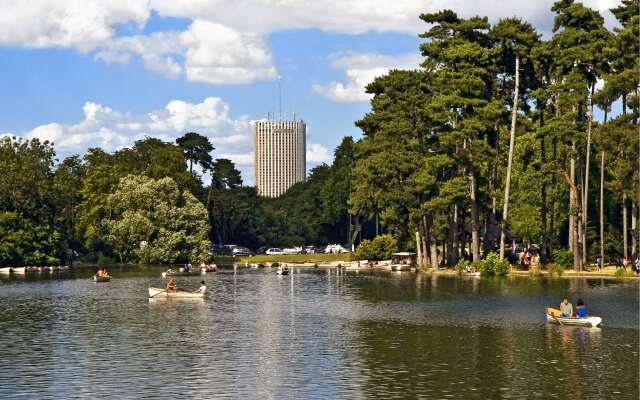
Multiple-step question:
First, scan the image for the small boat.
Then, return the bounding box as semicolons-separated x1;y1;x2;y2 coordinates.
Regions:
545;307;602;327
390;252;416;271
277;266;289;275
37;266;50;273
465;272;481;278
162;269;201;277
201;265;217;273
148;287;204;298
93;275;111;282
49;265;60;272
0;267;11;274
12;267;27;274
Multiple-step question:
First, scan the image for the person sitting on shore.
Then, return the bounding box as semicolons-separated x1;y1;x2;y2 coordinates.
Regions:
166;278;176;292
575;299;588;318
560;297;573;317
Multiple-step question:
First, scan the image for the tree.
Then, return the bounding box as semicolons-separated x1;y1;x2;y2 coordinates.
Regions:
490;18;540;260
104;175;210;264
176;132;214;174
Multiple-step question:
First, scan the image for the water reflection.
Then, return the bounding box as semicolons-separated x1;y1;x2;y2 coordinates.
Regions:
0;267;637;399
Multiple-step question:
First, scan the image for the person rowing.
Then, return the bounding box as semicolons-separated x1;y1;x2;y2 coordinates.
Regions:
194;281;207;294
166;277;176;293
560;297;573;317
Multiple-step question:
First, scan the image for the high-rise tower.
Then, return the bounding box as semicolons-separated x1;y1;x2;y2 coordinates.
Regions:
253;117;306;197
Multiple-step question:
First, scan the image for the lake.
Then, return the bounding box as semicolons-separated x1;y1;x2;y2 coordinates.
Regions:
0;266;638;399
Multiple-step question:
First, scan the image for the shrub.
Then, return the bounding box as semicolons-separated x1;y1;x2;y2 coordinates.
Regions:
97;255;116;265
479;252;509;276
455;260;468;274
552;248;573;270
354;234;398;261
614;268;628;278
548;263;565;277
529;266;542;278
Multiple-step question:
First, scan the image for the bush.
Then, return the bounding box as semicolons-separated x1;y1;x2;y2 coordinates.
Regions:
614;268;628;278
479;252;509;276
548;263;565;277
96;255;116;265
552;248;573;269
455;260;468;274
354;234;398;261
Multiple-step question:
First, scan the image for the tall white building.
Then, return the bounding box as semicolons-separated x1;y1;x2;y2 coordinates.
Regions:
254;118;306;198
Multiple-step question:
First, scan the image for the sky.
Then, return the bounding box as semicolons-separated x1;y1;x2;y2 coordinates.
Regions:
0;0;621;184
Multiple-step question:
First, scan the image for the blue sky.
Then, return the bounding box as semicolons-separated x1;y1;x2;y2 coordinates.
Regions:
0;0;620;183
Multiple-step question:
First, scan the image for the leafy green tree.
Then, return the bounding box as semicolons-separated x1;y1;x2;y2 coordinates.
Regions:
354;234;398;261
104;175;210;264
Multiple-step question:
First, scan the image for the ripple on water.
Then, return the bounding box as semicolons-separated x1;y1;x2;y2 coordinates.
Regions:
0;268;637;399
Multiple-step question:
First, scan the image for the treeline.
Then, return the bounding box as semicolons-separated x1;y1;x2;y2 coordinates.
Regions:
0;133;354;266
0;0;637;269
350;0;639;269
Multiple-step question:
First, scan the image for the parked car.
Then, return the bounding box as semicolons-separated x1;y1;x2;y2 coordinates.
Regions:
282;247;302;255
304;245;318;254
325;244;349;254
256;246;271;255
265;248;284;255
232;246;252;257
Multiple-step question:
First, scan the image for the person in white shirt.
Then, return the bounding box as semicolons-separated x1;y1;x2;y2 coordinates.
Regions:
195;281;207;294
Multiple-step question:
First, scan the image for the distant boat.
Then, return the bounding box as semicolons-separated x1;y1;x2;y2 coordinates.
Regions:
277;265;289;275
93;275;111;282
390;252;416;272
545;307;602;327
0;267;11;274
12;267;27;274
148;287;204;298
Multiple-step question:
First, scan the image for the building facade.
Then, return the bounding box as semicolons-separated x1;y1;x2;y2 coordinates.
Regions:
254;118;306;197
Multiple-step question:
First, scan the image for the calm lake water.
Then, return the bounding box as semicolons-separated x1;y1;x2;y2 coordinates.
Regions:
0;267;638;399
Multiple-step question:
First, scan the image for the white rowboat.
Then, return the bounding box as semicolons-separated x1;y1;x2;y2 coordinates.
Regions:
148;287;204;298
0;267;11;274
545;307;602;327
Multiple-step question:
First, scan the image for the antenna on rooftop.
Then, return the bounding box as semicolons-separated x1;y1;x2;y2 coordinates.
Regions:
278;75;283;120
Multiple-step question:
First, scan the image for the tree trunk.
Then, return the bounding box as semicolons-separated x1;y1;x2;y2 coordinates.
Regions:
422;215;429;267
569;140;576;255
632;201;637;258
550;137;557;250
583;84;594;265
564;171;582;271
415;230;423;268
500;55;519;260
540;111;548;263
470;172;480;262
623;193;628;259
600;150;605;265
448;204;458;266
428;215;438;269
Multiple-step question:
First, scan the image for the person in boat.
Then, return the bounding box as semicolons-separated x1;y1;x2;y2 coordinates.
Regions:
103;268;110;277
96;269;103;277
166;277;177;292
560;297;573;317
575;299;588;318
194;281;207;294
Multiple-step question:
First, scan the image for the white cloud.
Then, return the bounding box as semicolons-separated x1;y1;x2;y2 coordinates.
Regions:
306;143;331;163
313;52;422;102
13;97;329;184
0;1;620;84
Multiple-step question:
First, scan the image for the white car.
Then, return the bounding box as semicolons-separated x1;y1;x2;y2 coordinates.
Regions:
266;248;284;255
325;244;349;254
283;247;302;254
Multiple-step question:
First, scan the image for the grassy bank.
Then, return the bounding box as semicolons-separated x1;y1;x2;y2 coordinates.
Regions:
237;253;350;264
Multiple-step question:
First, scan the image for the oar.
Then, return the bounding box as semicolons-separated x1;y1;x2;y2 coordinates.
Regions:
149;288;168;298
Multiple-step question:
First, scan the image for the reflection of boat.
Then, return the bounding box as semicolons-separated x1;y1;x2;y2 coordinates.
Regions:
390;252;416;272
545;307;602;327
93;275;111;282
148;287;204;298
